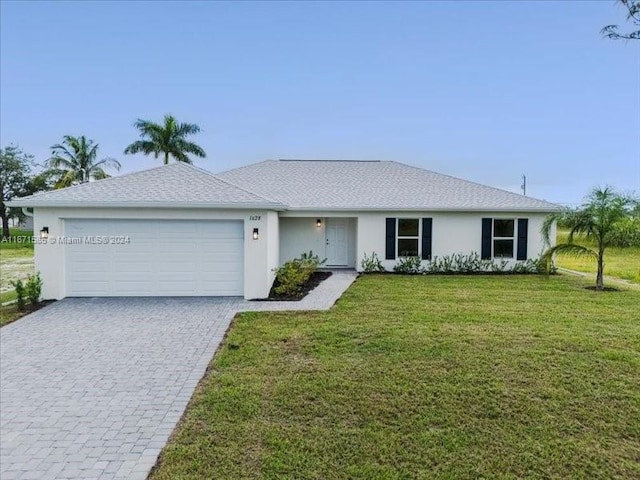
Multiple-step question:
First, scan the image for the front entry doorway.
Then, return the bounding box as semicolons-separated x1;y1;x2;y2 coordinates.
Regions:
326;218;349;266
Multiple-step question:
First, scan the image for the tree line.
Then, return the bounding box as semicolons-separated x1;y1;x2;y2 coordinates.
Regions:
1;114;206;238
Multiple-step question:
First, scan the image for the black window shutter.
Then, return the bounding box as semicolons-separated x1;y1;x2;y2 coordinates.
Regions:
385;218;396;260
481;218;492;259
517;218;528;260
421;218;432;260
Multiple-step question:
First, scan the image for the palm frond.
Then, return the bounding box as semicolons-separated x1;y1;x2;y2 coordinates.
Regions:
541;243;597;274
125;114;206;164
124;141;157;155
174;139;206;159
176;122;201;136
46;155;75;170
54;170;78;189
91;168;110;180
93;157;121;171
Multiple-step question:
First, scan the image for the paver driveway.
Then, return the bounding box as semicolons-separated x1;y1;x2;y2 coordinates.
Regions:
0;271;358;480
0;297;241;480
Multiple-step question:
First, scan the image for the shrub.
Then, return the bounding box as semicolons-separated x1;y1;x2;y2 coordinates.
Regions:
361;252;386;273
424;252;494;274
396;251;554;275
273;251;326;297
393;256;423;274
609;217;640;247
511;256;556;274
10;279;26;311
26;272;43;306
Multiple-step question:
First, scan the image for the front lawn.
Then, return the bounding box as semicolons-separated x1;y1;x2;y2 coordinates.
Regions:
0;228;35;303
151;275;640;479
556;229;640;283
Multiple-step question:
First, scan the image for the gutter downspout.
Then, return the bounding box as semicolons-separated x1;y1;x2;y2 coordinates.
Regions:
22;207;34;217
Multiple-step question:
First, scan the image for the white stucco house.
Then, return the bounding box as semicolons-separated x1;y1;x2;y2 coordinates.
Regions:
8;160;558;300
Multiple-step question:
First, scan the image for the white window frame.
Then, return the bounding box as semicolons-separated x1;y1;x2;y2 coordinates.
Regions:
397;218;420;257
492;218;515;258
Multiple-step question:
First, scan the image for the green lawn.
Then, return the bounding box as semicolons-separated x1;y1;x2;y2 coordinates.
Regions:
556;229;640;283
0;228;35;303
150;275;640;480
0;304;24;327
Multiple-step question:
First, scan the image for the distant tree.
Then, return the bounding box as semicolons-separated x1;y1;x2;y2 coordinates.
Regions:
8;172;54;227
0;145;34;239
602;0;640;40
123;114;206;165
542;187;637;291
46;135;121;189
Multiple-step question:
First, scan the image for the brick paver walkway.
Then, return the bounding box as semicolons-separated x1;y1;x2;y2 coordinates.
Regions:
0;270;357;480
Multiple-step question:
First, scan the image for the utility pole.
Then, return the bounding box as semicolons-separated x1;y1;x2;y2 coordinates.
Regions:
521;174;526;196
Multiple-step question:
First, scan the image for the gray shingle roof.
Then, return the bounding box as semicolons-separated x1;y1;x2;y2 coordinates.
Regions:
8;162;285;209
9;159;559;212
217;160;559;211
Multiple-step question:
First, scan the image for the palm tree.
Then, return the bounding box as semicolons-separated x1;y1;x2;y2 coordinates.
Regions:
541;187;636;291
46;136;121;189
123;114;206;165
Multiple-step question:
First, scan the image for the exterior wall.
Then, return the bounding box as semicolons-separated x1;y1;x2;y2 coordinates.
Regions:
279;216;357;268
32;207;277;300
356;211;552;271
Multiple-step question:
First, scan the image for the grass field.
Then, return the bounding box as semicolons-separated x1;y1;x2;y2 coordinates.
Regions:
555;229;640;283
0;228;34;304
150;274;640;480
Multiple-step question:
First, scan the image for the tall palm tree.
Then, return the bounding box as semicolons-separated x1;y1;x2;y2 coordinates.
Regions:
46;136;121;189
541;187;635;291
123;114;206;165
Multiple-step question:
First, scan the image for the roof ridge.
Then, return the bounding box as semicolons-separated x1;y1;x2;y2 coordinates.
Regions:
389;160;556;207
181;162;283;204
278;159;382;163
216;159;274;176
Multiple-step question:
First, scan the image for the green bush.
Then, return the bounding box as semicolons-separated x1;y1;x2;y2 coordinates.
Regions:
361;252;386;273
26;272;43;306
10;279;26;311
393;256;423;274
610;217;640;247
392;252;553;275
273;251;326;297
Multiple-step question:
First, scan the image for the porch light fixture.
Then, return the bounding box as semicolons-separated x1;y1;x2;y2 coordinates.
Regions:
316;219;322;228
40;227;49;239
252;228;259;240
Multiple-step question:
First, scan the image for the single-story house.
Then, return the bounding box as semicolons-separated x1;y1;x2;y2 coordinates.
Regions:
8;160;558;300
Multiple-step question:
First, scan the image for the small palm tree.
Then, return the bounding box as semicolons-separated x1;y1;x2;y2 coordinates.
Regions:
46;136;121;189
123;114;206;165
542;186;636;291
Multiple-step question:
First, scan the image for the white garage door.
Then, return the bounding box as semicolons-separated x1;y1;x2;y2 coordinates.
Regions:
64;219;244;296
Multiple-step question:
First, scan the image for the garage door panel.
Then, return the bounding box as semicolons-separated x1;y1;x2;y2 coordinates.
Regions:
68;281;110;294
68;261;110;273
65;220;244;297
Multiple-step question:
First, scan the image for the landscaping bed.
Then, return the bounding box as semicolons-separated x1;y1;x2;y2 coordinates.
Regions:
0;300;55;328
264;271;332;301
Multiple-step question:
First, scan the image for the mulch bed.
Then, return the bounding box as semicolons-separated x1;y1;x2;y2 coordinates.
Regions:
0;300;56;328
583;286;621;292
259;271;332;301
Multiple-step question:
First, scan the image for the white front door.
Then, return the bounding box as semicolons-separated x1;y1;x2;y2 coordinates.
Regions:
326;219;348;266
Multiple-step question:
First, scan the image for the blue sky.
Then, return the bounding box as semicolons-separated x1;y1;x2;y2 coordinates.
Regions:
1;1;638;205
